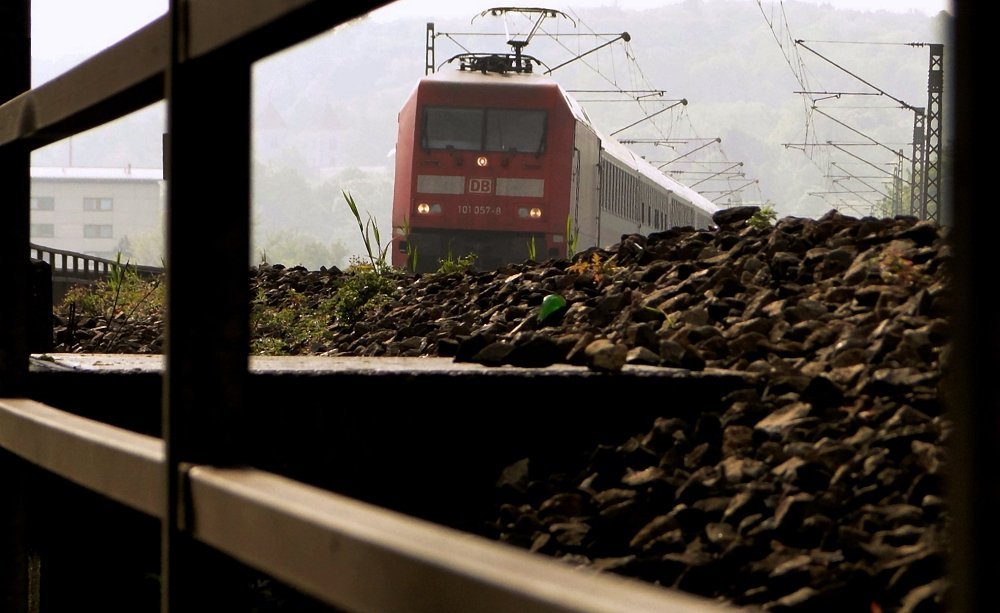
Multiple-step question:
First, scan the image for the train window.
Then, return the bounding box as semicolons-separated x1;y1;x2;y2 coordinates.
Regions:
485;109;546;154
423;107;484;150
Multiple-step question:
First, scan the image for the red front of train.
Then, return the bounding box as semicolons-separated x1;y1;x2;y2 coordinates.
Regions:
392;69;577;272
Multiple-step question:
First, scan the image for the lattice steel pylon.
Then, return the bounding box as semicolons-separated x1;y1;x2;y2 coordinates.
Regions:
909;43;944;221
910;108;926;218
923;43;944;222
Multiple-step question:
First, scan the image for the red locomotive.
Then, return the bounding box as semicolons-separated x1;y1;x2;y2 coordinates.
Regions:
391;53;719;272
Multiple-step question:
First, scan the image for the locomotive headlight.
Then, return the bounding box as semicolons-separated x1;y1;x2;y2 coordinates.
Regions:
417;202;431;214
517;206;544;219
529;207;542;218
476;156;488;167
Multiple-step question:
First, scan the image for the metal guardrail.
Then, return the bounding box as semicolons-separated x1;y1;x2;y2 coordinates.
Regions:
30;243;163;281
0;397;729;613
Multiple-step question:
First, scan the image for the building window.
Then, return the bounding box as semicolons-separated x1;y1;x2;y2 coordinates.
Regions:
83;197;113;211
30;197;55;211
30;223;55;238
84;224;113;239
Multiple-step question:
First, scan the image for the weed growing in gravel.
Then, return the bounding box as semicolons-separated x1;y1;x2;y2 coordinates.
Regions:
343;190;391;274
396;214;418;272
61;255;164;323
332;258;397;325
437;250;477;275
249;287;339;355
566;214;579;258
58;254;165;351
567;252;618;284
748;204;777;229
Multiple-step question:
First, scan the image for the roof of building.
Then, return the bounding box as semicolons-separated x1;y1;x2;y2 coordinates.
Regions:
30;166;163;182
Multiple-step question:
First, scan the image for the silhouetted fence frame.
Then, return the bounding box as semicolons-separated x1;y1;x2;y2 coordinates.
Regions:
0;1;994;612
30;242;163;280
0;2;730;612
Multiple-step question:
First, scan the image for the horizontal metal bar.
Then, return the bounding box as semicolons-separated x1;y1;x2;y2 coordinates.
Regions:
0;397;729;612
189;466;729;613
0;398;164;516
0;0;392;150
0;18;166;150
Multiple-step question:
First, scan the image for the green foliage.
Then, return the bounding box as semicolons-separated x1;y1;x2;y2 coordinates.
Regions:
343;190;391;273
331;259;397;325
249;287;339;355
436;250;477;275
566;215;579;259
748;205;777;229
62;253;164;323
396;215;418;273
59;252;165;351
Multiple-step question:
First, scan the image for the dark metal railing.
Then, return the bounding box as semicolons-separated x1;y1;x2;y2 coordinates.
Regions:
29;243;163;281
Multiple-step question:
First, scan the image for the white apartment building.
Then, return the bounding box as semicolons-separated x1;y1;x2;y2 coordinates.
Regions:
29;166;164;262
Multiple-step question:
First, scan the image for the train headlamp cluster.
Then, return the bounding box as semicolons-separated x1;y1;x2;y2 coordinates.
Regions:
518;206;543;219
416;202;442;215
476;156;489;167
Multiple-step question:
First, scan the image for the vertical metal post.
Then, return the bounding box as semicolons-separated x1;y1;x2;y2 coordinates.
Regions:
0;0;31;395
426;22;436;75
162;1;252;611
892;150;903;216
947;1;998;612
0;2;33;609
908;108;926;218
923;43;943;222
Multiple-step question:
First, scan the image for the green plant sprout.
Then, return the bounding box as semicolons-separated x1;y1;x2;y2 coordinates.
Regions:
748;204;777;229
565;214;579;258
395;214;418;272
437;247;477;275
343;190;390;272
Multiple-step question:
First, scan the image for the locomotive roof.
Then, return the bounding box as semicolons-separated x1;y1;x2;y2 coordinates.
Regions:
421;69;592;123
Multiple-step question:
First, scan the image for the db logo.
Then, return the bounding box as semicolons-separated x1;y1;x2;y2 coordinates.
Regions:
468;178;493;194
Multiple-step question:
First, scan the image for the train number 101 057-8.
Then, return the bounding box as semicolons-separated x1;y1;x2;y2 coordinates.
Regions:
458;205;502;216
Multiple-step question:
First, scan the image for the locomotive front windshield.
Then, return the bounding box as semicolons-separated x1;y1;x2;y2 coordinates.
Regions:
423;107;547;153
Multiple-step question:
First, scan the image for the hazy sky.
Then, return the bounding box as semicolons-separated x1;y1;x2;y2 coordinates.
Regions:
31;0;951;60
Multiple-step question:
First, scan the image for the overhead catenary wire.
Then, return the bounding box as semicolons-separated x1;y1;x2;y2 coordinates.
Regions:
431;7;761;203
794;39;919;111
756;0;933;213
